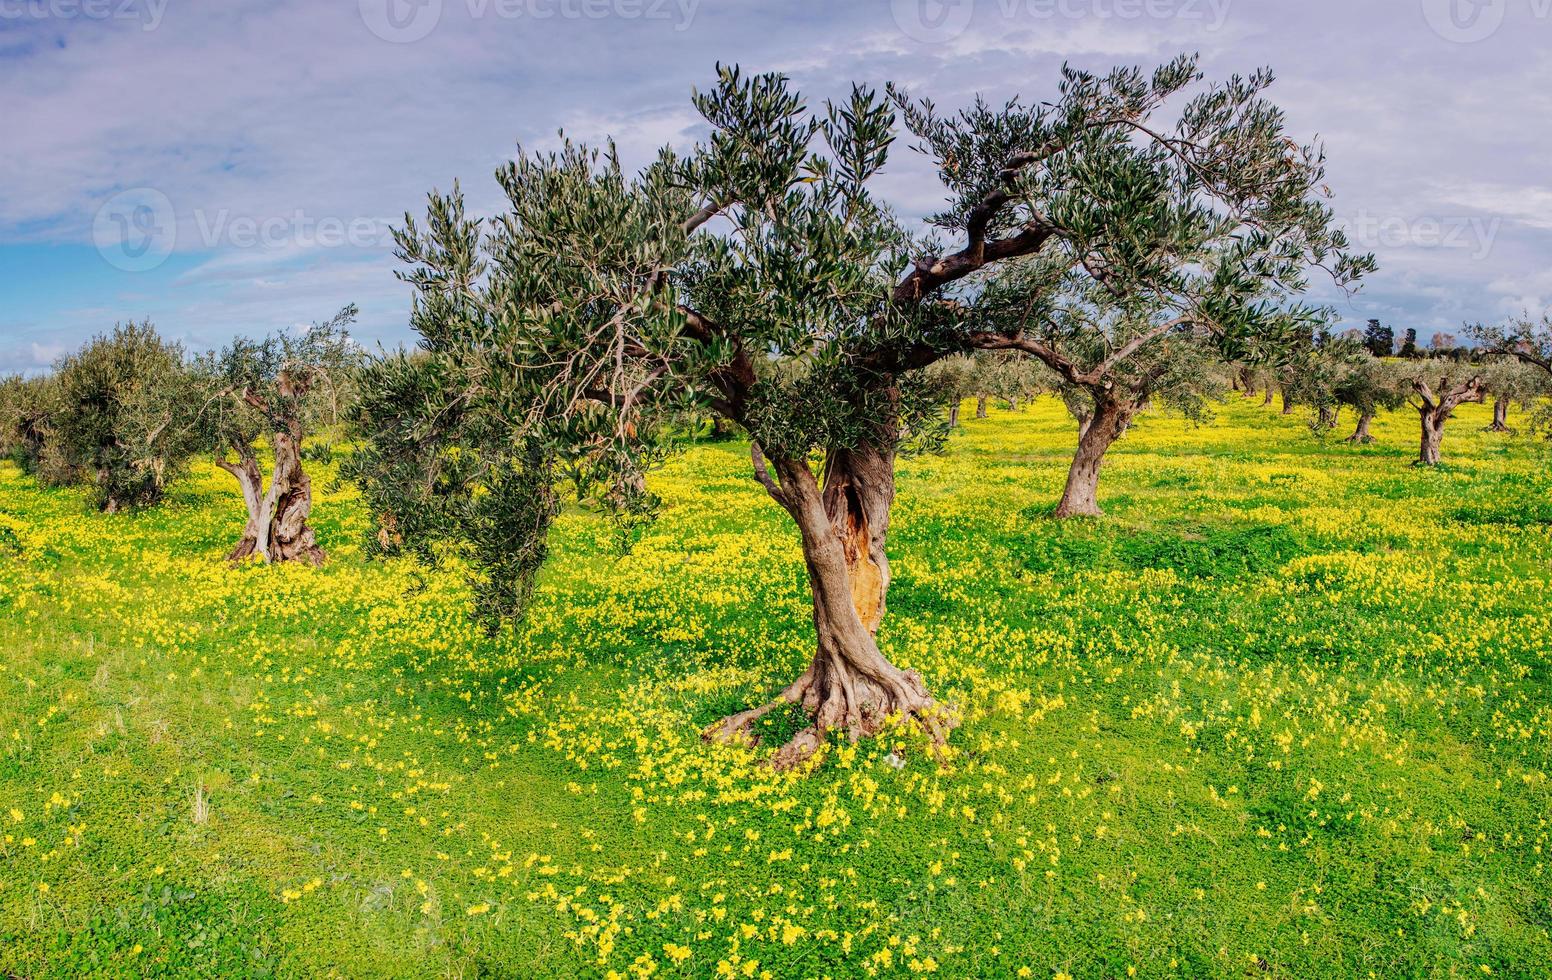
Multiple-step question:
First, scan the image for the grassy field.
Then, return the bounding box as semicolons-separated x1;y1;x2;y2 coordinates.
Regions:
0;396;1549;978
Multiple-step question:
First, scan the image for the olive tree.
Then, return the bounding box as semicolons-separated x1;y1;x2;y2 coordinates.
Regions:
925;355;978;428
51;322;198;512
1401;362;1484;465
195;307;357;564
980;281;1251;516
1334;355;1406;443
1470;314;1552;377
0;374;67;481
353;59;1368;768
1479;357;1544;433
1284;335;1367;434
927;351;1050;426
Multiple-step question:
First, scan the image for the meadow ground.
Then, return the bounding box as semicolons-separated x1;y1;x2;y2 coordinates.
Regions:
0;396;1549;979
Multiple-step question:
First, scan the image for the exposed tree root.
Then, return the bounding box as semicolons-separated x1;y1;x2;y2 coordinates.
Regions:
704;659;955;771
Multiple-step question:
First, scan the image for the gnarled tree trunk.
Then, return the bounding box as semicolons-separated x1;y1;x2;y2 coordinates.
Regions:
1262;387;1274;407
1280;387;1294;415
947;400;961;428
1485;396;1511;433
218;453;266;560
975;395;988;419
1055;392;1134;518
706;442;946;770
218;426;324;565
1413;375;1484;466
1345;411;1375;444
1417;410;1446;466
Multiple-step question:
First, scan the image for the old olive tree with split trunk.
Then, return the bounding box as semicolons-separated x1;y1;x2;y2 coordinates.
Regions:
195;306;358;564
351;59;1370;769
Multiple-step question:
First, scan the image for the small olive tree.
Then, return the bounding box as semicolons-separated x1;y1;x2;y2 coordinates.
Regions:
926;351;1050;426
195;307;357;564
51;322;198;511
1334;356;1407;443
1284;335;1368;434
971;267;1342;517
1470;314;1552;378
0;374;67;481
1479;357;1544;433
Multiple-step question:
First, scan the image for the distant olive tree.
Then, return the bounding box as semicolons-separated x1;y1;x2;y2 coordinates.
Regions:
351;59;1369;768
0;374;67;481
195;306;358;564
1478;357;1544;434
925;356;978;428
1284;335;1368;434
51;322;198;512
927;351;1050;427
973;273;1336;517
1472;315;1552;379
1334;356;1407;443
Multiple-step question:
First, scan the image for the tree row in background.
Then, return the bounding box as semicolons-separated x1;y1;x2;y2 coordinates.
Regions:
0;310;359;562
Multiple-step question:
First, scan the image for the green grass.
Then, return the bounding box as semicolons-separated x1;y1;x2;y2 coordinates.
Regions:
0;397;1548;978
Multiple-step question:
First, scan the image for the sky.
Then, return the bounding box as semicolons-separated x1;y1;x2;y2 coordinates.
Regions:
3;0;1551;372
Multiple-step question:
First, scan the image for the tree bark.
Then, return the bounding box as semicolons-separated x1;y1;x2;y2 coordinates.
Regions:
264;426;324;564
1280;387;1294;415
1317;405;1338;430
1412;376;1484;466
1054;393;1133;518
706;442;946;770
218;428;324;565
947;400;961;428
1007;396;1019;412
975;396;988;419
1262;387;1274;407
1485;396;1511;433
1417;410;1446;466
218;453;265;560
1345;411;1375;444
